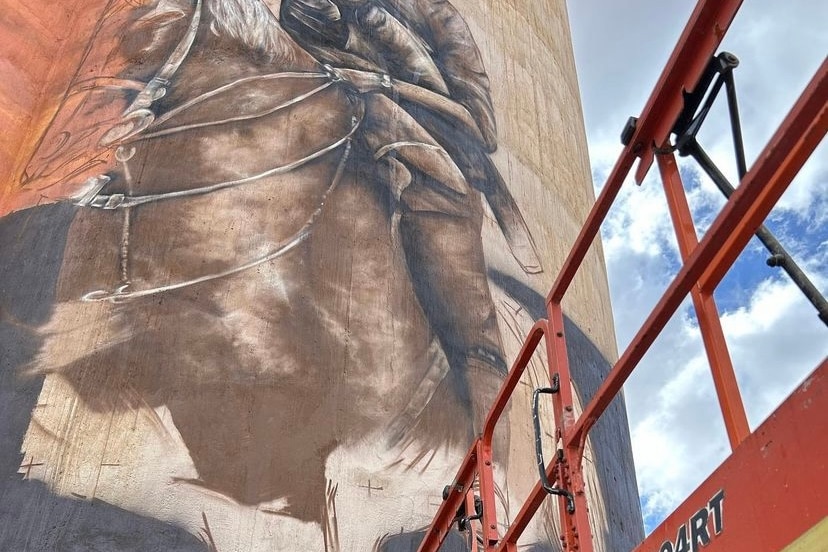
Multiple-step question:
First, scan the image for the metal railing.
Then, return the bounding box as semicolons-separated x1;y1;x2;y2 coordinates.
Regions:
416;0;827;549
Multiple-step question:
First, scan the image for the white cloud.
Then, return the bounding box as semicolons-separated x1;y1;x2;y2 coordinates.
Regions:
720;275;828;421
626;272;827;531
568;0;828;534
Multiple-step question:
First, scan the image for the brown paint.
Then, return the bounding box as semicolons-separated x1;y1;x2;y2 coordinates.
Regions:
30;1;477;524
0;1;114;208
1;0;643;549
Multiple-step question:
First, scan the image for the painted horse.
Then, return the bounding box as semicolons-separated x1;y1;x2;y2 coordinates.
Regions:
18;0;548;549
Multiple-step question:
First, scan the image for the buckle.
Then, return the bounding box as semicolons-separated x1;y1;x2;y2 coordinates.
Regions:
88;194;126;209
72;175;111;207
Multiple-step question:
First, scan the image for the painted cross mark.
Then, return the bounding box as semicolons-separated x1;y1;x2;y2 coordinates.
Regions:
19;457;44;479
358;479;384;497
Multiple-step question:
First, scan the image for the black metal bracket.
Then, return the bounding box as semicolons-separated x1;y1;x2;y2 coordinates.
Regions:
443;484;484;534
640;51;828;327
672;52;743;162
457;496;483;532
532;374;576;514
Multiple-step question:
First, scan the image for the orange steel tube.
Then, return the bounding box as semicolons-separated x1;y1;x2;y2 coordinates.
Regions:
418;321;551;552
482;321;549;445
565;66;828;450
628;0;744;183
476;439;498;548
547;153;635;305
547;301;593;551
657;152;750;449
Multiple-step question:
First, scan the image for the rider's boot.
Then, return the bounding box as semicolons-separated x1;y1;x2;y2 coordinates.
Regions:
397;176;510;453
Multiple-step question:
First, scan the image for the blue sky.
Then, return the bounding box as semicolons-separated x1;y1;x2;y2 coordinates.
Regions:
566;0;828;534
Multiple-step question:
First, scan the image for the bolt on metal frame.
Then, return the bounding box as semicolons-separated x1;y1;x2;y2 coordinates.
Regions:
416;0;827;550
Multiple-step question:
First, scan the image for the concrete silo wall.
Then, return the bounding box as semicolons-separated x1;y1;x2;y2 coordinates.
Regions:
0;1;643;550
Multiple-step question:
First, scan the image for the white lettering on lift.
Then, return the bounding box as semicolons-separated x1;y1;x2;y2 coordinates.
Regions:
658;490;724;552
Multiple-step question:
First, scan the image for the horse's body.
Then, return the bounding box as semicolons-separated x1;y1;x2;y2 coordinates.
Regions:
35;1;471;529
13;2;561;550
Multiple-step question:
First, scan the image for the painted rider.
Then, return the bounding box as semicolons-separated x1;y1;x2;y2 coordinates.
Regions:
281;0;543;434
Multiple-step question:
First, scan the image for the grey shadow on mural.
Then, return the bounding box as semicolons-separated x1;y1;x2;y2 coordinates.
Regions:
0;205;208;551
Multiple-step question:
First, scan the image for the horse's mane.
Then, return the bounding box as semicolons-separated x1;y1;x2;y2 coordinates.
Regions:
207;0;295;62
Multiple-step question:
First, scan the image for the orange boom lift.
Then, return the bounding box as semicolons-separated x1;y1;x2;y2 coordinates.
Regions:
416;1;828;550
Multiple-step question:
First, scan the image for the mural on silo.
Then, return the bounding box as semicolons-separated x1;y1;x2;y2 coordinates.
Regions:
0;0;643;550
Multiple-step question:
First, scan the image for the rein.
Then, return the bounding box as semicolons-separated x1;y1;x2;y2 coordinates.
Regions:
134;72;332;140
76;98;361;210
81;136;356;303
79;93;363;303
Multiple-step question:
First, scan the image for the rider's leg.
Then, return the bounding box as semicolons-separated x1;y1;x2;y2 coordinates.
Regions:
397;172;506;438
360;94;507;437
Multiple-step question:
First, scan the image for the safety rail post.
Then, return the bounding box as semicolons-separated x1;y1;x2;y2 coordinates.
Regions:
416;322;552;552
656;151;750;449
476;438;498;548
478;321;552;550
546;301;593;551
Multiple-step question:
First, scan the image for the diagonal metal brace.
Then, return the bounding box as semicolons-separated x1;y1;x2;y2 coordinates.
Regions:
669;52;828;327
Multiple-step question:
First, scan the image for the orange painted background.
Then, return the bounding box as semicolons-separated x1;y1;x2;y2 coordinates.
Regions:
0;1;109;212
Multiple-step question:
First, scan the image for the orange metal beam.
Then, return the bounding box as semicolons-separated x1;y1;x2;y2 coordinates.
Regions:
657;152;750;449
477;439;498;548
547;153;635;305
482;321;549;445
547;301;593;551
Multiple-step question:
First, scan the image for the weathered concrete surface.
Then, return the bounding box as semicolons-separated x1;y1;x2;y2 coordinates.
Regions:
0;0;643;550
